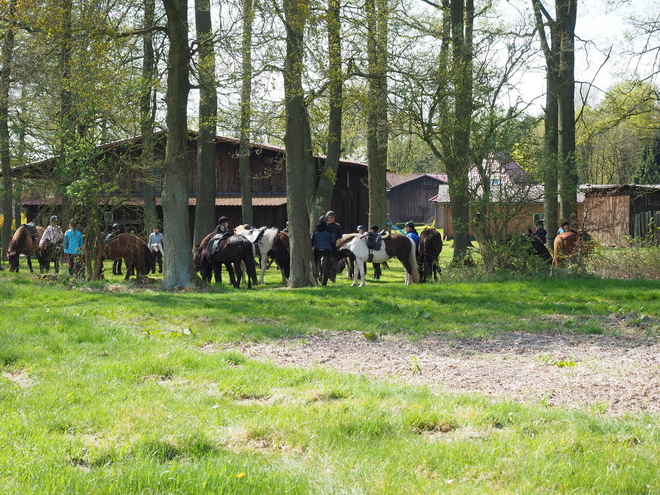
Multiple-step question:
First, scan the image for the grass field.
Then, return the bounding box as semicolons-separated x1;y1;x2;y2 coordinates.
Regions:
1;255;660;494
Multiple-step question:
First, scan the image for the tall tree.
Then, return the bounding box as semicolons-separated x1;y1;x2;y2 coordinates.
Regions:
162;0;198;287
532;0;578;231
193;0;218;246
309;0;343;222
141;0;159;233
239;0;254;227
282;0;316;287
1;0;17;261
366;0;389;230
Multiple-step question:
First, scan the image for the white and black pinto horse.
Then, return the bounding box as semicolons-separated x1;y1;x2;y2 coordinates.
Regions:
234;225;290;284
336;232;420;287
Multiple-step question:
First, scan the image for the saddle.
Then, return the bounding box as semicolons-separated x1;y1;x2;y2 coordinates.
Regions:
364;231;388;262
208;231;232;255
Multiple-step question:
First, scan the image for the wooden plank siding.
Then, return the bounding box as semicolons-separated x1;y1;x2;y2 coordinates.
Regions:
13;132;368;239
583;185;660;246
387;174;448;226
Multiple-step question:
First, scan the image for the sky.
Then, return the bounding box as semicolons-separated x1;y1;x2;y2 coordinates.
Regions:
507;0;658;114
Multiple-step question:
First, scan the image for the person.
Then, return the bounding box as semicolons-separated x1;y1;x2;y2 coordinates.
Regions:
105;223;123;275
370;225;379;234
213;216;231;236
149;225;164;273
534;220;547;244
357;225;366;234
325;210;343;240
404;221;419;249
63;222;84;277
311;215;337;285
369;225;382;279
38;215;63;273
557;220;569;235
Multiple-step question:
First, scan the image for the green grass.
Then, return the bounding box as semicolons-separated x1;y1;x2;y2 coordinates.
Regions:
1;260;660;493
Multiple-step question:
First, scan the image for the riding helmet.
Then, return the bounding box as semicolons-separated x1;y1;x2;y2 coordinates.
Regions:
112;223;121;230
217;216;229;224
370;225;379;231
325;210;336;218
405;221;415;228
357;225;365;231
50;215;59;223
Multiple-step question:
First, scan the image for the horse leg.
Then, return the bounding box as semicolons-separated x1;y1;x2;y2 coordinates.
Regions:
226;263;238;288
26;255;32;273
260;254;267;284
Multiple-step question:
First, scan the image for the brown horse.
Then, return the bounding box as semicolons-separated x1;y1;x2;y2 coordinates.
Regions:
417;228;443;282
196;233;257;288
269;230;290;282
7;224;45;272
104;233;154;280
552;230;594;267
336;232;419;287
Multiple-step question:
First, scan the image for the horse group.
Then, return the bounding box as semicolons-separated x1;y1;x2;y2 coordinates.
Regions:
335;227;443;287
194;225;290;289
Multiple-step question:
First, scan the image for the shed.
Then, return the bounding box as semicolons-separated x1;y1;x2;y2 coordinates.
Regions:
386;173;447;226
581;184;660;246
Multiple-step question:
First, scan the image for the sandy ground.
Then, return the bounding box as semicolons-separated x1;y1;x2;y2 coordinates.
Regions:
220;322;660;416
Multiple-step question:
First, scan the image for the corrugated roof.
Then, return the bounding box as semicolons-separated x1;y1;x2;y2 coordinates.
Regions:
21;195;288;207
386;173;448;189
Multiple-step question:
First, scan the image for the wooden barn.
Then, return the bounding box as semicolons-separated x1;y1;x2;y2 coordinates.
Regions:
7;131;369;238
581;184;660;246
386;173;448;226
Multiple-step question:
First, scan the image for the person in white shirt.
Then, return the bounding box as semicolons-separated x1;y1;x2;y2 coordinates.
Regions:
148;225;164;273
39;215;64;273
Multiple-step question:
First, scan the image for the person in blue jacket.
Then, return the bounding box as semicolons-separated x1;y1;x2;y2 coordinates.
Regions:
311;215;337;282
404;221;419;249
63;221;84;277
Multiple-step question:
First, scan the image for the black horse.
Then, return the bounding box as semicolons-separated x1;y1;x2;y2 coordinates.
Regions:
417;228;443;282
196;233;257;289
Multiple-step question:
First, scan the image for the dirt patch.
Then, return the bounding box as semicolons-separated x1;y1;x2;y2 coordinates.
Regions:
222;328;660;416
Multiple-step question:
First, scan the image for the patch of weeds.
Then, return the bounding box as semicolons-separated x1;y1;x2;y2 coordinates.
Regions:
538;355;577;367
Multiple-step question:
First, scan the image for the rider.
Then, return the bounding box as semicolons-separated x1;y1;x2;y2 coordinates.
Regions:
148;225;164;274
63;221;84;277
39;215;64;273
213;216;231;236
404;221;420;249
325;210;343;240
311;215;337;285
357;225;366;234
534;220;547;244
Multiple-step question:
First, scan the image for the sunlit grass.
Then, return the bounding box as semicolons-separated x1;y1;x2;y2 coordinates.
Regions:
2;261;660;493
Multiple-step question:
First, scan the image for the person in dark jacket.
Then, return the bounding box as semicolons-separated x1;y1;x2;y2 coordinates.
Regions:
325;210;343;240
311;216;337;282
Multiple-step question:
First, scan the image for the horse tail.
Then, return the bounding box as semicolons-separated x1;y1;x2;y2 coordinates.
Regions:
408;238;420;283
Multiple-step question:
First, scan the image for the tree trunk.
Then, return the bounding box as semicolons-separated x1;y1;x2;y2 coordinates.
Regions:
447;0;473;260
141;0;158;232
532;0;560;247
283;0;315;287
556;0;578;224
162;0;198;288
310;0;343;223
0;0;16;262
239;0;254;227
366;0;388;230
193;0;218;245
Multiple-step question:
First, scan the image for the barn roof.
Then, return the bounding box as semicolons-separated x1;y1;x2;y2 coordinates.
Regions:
19;195;288;207
1;130;367;179
386;173;448;189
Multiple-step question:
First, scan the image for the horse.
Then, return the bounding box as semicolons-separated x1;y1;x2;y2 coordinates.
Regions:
335;232;420;287
196;232;257;289
270;230;290;283
234;225;285;284
521;232;552;265
417;228;443;282
552;230;594;267
104;233;154;280
7;224;45;273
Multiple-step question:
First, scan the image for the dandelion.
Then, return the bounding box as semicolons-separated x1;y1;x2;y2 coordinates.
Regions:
236;472;246;479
